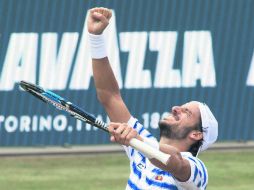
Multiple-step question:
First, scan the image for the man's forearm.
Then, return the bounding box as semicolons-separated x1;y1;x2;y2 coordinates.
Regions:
149;145;181;171
92;57;131;123
92;57;121;104
88;8;131;123
149;144;191;182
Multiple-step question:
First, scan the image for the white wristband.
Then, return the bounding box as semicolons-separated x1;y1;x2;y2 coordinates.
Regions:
88;33;107;59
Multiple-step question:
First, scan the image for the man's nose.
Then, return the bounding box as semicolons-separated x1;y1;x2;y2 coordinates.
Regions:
172;106;181;114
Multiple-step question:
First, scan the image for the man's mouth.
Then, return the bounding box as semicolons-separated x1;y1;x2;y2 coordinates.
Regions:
172;114;179;121
163;113;179;121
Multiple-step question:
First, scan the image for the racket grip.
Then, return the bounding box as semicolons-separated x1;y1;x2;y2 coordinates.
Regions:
129;138;170;165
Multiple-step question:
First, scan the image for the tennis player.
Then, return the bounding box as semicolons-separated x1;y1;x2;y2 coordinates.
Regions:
88;7;218;190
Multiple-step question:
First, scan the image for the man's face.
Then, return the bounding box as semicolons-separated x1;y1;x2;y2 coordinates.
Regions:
159;101;201;140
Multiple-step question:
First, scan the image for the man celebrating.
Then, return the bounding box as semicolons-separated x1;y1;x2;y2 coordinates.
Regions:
87;7;218;190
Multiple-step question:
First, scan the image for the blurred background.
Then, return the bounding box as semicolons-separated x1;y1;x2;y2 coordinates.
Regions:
1;0;254;146
0;0;254;189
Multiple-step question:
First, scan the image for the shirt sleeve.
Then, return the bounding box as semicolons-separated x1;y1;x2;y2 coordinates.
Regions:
122;116;159;160
175;154;208;190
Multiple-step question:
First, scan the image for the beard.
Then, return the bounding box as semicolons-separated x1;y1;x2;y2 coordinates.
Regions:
159;121;193;140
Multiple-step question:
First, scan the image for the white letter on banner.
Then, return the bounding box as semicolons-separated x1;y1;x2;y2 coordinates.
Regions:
5;116;18;133
70;10;123;89
39;116;52;131
150;32;181;88
20;115;31;132
32;115;38;132
0;115;4;126
246;51;254;86
0;33;38;91
120;32;151;88
53;115;67;131
39;33;78;90
182;31;216;87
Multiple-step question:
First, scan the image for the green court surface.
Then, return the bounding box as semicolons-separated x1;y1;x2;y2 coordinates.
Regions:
0;151;253;190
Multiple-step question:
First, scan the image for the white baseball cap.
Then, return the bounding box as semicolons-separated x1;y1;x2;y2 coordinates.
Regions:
197;102;218;151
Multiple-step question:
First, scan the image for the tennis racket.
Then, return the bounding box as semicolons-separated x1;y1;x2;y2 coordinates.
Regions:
19;80;170;165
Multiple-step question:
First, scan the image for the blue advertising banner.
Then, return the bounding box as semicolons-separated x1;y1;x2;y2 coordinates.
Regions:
0;0;254;146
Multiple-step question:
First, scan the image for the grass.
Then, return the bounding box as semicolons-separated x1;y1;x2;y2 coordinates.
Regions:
202;151;254;190
0;151;253;190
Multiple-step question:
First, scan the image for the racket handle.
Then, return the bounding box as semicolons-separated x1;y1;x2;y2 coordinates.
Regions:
129;138;170;165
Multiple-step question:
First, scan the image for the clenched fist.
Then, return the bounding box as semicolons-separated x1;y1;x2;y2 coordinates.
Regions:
87;7;112;35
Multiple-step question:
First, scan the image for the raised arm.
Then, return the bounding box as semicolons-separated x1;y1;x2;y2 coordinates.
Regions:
88;7;193;184
87;8;131;123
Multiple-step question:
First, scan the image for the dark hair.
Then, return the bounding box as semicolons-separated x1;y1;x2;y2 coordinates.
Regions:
188;118;203;157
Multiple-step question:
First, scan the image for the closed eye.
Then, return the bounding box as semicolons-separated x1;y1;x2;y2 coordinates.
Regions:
183;108;192;117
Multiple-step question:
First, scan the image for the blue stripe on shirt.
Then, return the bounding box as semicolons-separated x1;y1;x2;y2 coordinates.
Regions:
133;121;138;130
146;134;153;138
141;155;146;164
188;156;197;163
193;165;198;182
152;168;172;177
130;148;134;156
138;152;145;159
132;162;142;179
146;177;178;190
127;179;139;190
197;159;207;186
199;170;202;177
138;127;145;135
197;180;202;188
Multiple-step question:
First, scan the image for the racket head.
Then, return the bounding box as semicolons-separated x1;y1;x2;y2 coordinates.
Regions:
19;81;108;132
20;80;47;102
20;81;67;109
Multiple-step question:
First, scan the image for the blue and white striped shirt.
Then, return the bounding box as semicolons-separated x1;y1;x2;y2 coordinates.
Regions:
124;117;208;190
